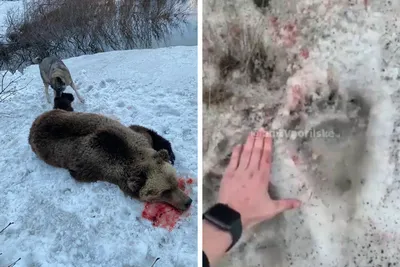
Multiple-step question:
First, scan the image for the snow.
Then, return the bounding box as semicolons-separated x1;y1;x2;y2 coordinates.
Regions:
203;0;400;266
0;46;198;267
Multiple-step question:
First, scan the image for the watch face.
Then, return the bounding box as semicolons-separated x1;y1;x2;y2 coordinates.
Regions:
206;203;241;227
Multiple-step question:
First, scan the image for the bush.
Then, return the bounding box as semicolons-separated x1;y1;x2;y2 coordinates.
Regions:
1;0;191;71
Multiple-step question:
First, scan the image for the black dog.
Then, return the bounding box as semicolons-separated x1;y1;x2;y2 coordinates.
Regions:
129;125;176;165
53;92;74;111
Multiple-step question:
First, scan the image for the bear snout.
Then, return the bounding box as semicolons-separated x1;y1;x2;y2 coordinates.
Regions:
166;189;192;211
184;198;193;210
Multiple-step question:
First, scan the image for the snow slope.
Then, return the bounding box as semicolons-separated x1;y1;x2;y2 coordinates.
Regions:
0;46;198;267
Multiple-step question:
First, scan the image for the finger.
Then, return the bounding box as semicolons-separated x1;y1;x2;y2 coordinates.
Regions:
270;199;301;216
260;131;272;169
248;128;266;170
224;145;242;177
238;131;256;169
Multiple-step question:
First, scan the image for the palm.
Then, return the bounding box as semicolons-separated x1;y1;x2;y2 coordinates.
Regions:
218;129;301;230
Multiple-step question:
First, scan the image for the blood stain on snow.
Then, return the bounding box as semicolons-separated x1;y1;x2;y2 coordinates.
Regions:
141;177;195;231
281;23;298;47
292;154;300;165
300;48;309;59
269;17;298;48
270;16;279;27
288;84;304;110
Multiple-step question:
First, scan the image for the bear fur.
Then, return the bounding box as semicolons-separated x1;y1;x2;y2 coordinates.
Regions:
28;109;192;211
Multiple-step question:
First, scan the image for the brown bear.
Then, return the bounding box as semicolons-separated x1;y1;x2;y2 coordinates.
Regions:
28;109;192;211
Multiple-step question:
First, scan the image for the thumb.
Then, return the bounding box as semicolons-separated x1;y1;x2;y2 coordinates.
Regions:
272;199;301;214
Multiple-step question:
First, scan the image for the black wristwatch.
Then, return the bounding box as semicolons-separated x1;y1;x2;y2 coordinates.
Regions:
203;203;242;252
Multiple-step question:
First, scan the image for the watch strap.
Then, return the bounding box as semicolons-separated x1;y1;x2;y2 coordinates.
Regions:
225;217;242;252
203;203;242;252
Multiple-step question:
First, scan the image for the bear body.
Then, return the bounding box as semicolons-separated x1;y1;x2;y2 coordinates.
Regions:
28;109;192;210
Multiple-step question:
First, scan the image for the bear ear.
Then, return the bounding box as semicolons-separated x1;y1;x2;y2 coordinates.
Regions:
154;149;170;164
92;128;131;158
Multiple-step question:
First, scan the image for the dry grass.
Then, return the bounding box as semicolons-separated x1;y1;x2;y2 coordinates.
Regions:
202;0;295;108
202;0;296;215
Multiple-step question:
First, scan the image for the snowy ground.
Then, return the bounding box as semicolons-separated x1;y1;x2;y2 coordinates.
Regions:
203;0;400;266
0;46;198;267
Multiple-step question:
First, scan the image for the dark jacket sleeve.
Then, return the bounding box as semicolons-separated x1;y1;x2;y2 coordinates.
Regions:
203;251;210;267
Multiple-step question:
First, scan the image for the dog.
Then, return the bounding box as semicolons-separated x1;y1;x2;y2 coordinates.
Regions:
129;125;176;165
53;92;75;112
35;56;85;104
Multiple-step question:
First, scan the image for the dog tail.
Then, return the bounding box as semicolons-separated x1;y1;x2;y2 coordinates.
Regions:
32;56;42;64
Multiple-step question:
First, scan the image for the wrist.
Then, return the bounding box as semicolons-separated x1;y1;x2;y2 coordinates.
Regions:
203;219;232;243
203;220;232;266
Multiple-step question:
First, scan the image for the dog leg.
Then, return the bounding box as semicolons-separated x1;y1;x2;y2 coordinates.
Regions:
44;83;51;104
71;82;85;103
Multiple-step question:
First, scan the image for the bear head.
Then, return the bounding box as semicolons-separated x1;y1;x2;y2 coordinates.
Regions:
134;149;192;211
92;128;192;211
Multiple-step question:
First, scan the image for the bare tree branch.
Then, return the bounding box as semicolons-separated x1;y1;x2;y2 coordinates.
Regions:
0;70;32;102
0;222;14;234
7;257;21;267
151;257;160;267
1;0;191;72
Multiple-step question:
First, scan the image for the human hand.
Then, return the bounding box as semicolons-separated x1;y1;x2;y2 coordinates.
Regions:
218;128;301;230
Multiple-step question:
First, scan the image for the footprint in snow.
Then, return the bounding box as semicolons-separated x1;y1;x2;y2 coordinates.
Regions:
99;79;117;89
86;85;94;92
117;101;125;108
155;104;181;117
99;80;106;88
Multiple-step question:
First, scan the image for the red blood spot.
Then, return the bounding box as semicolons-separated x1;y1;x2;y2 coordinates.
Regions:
300;48;309;59
230;25;241;38
178;178;186;191
270;16;279;26
281;23;298;47
290;85;303;109
292;155;299;165
284;23;295;32
141;178;194;231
